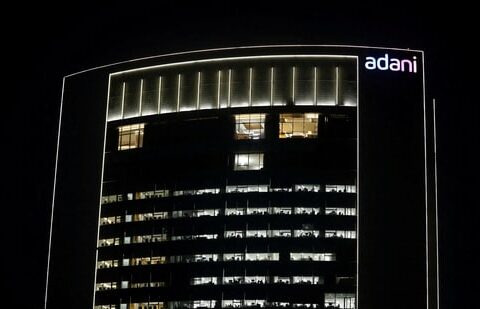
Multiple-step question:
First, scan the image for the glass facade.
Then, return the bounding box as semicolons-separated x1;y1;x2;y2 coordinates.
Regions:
95;55;357;309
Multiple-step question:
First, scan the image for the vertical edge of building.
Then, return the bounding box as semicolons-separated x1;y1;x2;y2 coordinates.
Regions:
45;69;110;309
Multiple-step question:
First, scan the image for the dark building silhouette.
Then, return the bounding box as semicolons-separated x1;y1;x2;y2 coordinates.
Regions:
45;46;438;309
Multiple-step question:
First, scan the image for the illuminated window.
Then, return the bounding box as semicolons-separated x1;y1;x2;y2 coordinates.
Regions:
195;209;219;217
129;281;164;288
112;302;163;309
222;300;243;308
130;256;166;266
234;153;264;170
118;123;144;150
246;207;269;215
96;282;118;291
325;207;356;216
292;276;323;284
325;185;356;193
191;277;218;285
295;184;320;192
290;252;336;261
98;238;120;247
223;253;244;261
324;293;356;309
272;207;292;214
171;233;217;241
245;276;267;284
270;187;292;192
294;207;320;215
172;209;219;218
292;303;319;308
225;230;244;238
173;188;220;196
226;184;269;193
135;189;169;199
170;301;216;309
222;300;267;308
132;211;168;222
246;230;267;238
225;207;246;216
192;300;217;309
294;229;320;238
325;230;356;239
279;113;318;138
100;216;122;225
245;300;266;307
234;114;266;139
172;209;193;218
97;259;119;269
271;230;291;237
273;276;291;284
245;252;279;261
170;254;219;263
224;276;245;284
194;188;220;195
131;234;167;243
101;194;124;204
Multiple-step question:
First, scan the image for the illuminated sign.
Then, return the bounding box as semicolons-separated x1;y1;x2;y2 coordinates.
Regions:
365;54;417;73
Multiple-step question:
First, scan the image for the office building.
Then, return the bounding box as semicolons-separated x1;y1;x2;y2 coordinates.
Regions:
45;46;438;309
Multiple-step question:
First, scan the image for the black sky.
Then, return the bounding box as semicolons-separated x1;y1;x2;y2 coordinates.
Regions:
6;3;477;308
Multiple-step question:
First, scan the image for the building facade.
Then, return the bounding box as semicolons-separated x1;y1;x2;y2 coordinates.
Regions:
45;46;438;309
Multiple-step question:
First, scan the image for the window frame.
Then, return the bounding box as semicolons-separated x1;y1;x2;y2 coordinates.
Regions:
279;113;319;139
233;153;264;171
234;113;266;140
117;123;145;150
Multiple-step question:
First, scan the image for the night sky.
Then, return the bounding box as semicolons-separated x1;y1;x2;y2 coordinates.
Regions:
7;3;477;308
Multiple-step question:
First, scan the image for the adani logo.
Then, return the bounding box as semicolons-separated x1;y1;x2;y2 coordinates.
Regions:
365;54;418;73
